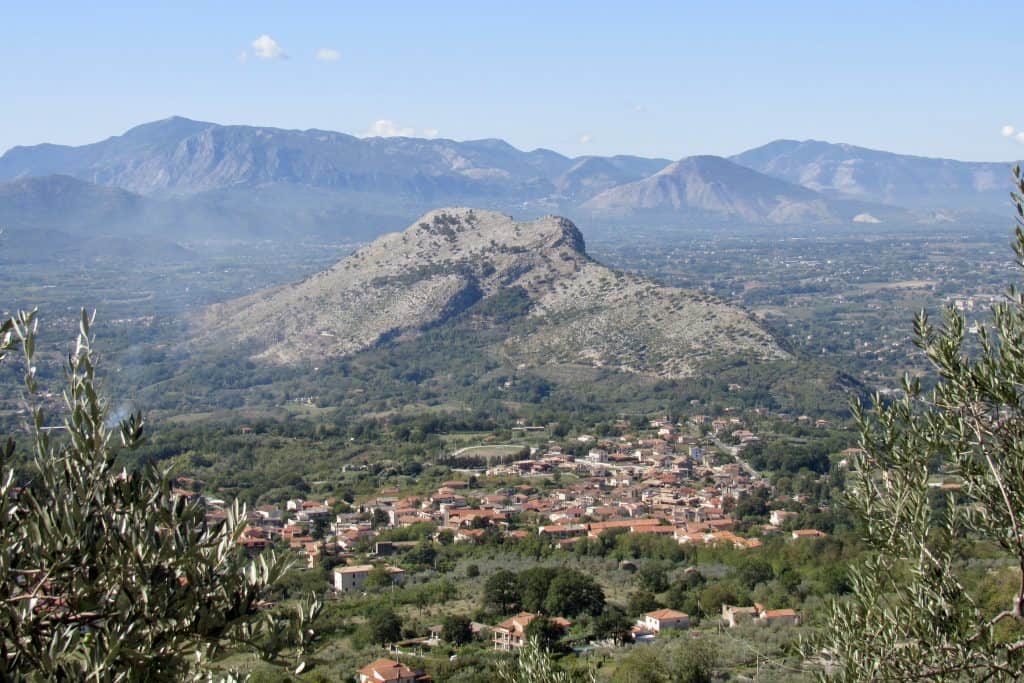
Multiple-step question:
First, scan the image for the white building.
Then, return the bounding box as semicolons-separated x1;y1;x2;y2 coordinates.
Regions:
638;608;690;633
333;564;406;593
769;510;798;526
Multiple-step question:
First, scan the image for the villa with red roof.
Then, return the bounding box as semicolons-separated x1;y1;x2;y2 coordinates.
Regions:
357;658;430;683
638;608;691;634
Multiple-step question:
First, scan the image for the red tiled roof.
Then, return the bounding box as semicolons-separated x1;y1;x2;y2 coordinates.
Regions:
646;608;688;620
358;657;416;681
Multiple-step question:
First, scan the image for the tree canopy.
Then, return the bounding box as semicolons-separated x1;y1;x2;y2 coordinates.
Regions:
483;569;521;614
815;170;1024;680
441;614;473;645
543;570;605;618
0;310;317;680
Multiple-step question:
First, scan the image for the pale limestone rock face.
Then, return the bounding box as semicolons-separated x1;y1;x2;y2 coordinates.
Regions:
204;208;787;377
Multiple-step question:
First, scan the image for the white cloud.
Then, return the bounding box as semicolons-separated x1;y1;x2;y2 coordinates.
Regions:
633;104;648;113
579;134;593;144
423;128;440;139
237;51;249;64
251;35;286;59
1003;125;1016;137
315;48;341;62
1017;132;1024;143
365;119;416;137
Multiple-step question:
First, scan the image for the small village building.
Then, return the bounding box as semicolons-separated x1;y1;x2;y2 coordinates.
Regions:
722;603;800;627
791;529;828;540
769;510;798;526
760;608;800;626
722;604;760;628
333;564;406;593
356;658;430;683
492;612;570;651
638;608;691;633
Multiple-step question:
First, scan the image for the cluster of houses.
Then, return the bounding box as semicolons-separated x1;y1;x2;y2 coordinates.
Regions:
175;411;830;681
178;412;833;591
346;415;826;558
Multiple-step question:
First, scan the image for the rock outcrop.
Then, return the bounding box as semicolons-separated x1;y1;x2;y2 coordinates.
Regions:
204;208;786;376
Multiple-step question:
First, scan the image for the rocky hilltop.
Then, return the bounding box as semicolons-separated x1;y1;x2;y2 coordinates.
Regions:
205;209;786;377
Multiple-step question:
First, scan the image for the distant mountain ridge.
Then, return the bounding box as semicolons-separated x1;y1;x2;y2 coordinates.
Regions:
581;155;917;224
0;175;193;264
554;155;670;201
731;139;1018;212
203;208;785;376
0;117;647;202
0;175;145;232
0;117;1017;243
583;155;825;221
0;173;418;244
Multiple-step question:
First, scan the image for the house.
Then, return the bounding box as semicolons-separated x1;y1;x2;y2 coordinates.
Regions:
722;604;760;628
333;564;406;592
356;657;430;683
587;518;663;538
238;536;268;556
253;505;282;523
760;608;800;626
454;528;488;544
722;603;800;627
295;502;331;521
769;510;798;527
791;529;828;540
492;612;570;651
493;612;535;651
538;524;587;540
638;608;690;633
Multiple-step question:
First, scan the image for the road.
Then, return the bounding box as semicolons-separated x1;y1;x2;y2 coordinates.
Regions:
711;436;762;480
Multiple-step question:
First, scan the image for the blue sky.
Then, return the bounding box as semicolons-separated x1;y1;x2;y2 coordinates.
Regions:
2;2;1020;161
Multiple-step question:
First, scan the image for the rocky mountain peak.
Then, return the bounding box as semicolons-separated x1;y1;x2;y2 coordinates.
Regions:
408;208;586;255
337;208;589;291
204;209;785;375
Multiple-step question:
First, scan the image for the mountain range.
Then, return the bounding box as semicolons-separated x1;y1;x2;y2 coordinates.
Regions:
0;116;1018;249
202;208;786;377
581;155;913;224
732;139;1013;212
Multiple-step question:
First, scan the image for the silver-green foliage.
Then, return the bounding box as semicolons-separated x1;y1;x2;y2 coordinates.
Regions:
0;310;320;681
495;638;596;683
814;170;1024;680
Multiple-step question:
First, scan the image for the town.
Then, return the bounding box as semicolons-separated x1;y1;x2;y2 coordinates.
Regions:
171;404;861;680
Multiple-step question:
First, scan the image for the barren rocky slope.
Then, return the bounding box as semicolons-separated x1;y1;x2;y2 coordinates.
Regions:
204;209;786;377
